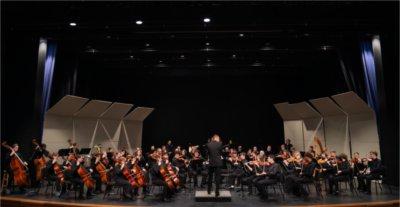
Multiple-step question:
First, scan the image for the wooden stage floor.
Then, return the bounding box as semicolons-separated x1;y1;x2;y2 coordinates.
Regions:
1;186;399;207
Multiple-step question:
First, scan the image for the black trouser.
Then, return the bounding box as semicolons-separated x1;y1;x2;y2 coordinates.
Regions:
284;174;311;197
207;166;221;194
152;178;173;199
190;169;207;187
255;177;277;198
228;169;245;186
115;178;132;196
357;173;380;193
328;174;349;193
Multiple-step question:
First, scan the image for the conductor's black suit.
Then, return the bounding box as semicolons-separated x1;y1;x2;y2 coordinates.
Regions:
205;140;223;196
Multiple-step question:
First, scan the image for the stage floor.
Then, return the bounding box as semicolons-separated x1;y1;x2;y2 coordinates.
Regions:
1;186;399;207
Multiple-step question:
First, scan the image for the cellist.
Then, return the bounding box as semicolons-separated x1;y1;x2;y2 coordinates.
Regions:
4;143;29;193
30;139;49;189
45;153;67;197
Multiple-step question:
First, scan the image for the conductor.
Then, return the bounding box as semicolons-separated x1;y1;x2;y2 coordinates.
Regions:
205;134;224;197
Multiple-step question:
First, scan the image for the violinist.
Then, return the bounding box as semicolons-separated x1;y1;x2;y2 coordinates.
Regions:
284;152;316;197
255;155;281;200
188;150;206;188
172;150;187;188
227;151;246;189
327;153;351;195
357;151;384;194
4;143;29;193
351;152;363;174
242;150;268;195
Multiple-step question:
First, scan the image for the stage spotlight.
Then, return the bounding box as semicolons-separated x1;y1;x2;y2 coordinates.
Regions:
69;22;77;27
203;18;211;23
136;20;143;25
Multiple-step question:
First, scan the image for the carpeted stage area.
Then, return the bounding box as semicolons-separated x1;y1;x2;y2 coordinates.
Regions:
1;186;398;207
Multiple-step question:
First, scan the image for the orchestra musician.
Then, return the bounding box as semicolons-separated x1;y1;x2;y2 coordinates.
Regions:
357;151;384;194
188;149;207;188
149;150;174;201
254;155;281;200
327;153;351;195
284;152;316;197
3;142;29;193
1;137;388;202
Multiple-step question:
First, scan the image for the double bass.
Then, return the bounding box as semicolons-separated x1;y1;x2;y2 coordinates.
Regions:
1;142;29;187
32;139;47;181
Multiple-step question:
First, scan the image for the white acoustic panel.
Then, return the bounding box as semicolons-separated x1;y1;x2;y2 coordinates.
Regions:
75;100;112;118
291;102;322;119
310;97;347;116
101;102;133;120
283;120;304;152
274;102;301;121
46;95;88;116
331;91;373;114
124;107;154;121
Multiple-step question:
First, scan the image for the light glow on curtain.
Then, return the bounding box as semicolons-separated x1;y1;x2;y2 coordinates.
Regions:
39;38;57;137
360;38;380;116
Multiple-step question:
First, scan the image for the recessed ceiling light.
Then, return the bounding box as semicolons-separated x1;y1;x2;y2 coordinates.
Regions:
180;55;185;59
69;22;77;27
239;33;244;37
207;59;211;62
159;60;163;63
232;54;237;58
130;55;134;59
145;43;150;47
203;18;211;23
136;20;143;25
205;42;210;46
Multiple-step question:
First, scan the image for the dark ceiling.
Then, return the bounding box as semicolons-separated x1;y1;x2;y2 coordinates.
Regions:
2;1;398;73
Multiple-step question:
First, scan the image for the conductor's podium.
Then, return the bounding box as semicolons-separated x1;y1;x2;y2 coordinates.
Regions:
195;190;232;202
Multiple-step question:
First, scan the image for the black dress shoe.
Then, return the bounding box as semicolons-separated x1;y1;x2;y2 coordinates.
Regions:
215;191;220;197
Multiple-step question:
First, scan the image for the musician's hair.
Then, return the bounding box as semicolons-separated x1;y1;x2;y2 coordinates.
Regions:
370;151;378;156
267;155;275;160
12;143;18;148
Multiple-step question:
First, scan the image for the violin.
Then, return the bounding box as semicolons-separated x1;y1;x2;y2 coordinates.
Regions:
2;142;29;187
32;139;47;181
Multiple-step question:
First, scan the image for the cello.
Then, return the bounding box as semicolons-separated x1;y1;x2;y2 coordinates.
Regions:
50;154;65;183
95;154;109;184
118;157;139;188
76;156;95;189
1;142;29;187
32;139;47;181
